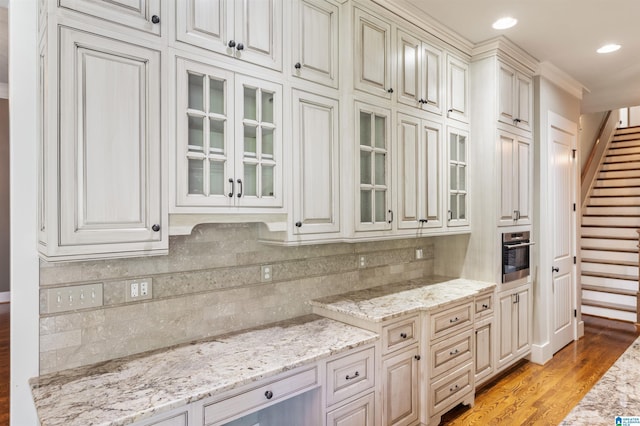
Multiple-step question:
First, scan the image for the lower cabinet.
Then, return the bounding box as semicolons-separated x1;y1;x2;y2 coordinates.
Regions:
497;284;531;371
326;393;376;426
381;346;420;426
474;316;494;385
132;405;192;426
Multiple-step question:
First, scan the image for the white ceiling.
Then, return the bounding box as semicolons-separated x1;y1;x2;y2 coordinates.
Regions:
400;0;640;113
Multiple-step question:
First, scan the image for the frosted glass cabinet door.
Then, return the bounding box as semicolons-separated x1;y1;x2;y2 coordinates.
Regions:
447;127;469;227
57;27;164;250
356;102;392;231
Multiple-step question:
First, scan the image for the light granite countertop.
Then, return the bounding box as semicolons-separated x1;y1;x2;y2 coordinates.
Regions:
30;315;378;426
561;336;640;425
310;276;497;322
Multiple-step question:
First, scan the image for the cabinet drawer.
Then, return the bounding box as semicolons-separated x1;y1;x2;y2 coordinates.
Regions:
430;302;472;341
326;392;376;426
326;347;375;407
475;292;494;318
382;315;419;355
430;329;473;379
203;367;318;425
430;363;473;414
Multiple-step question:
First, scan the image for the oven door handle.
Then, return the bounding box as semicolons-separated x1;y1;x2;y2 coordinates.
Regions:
504;242;536;249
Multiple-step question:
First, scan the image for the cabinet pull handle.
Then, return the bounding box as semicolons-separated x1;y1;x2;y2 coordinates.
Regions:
513;210;518;220
448;108;454;113
228;40;236;48
450;349;459;355
294;62;302;69
228;178;235;198
264;390;273;400
388;209;394;224
236;43;245;51
482;304;489;309
419;219;428;224
345;371;360;380
237;179;243;198
151;224;160;232
514;118;522;124
400;332;407;339
448;210;452;221
151;15;160;24
414;355;421;361
295;221;302;228
449;317;459;323
449;384;460;393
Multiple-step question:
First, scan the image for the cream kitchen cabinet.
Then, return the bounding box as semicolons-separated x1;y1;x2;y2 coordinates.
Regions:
446;126;470;228
176;0;282;71
497;284;531;371
292;0;340;88
396;112;443;230
353;6;394;99
131;405;193;426
474;290;495;386
381;346;420;426
396;28;443;115
327;393;376;426
446;54;469;123
58;0;164;36
355;101;393;232
498;61;533;132
290;90;341;237
173;55;283;211
498;130;532;226
38;25;167;261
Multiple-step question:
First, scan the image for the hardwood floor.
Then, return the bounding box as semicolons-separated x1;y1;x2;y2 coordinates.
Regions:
441;315;640;425
0;303;8;425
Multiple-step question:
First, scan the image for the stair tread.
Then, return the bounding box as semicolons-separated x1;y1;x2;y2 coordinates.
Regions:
581;234;637;240
581;299;637;313
581;270;638;281
581;285;638;296
581;247;637;254
581;258;638;267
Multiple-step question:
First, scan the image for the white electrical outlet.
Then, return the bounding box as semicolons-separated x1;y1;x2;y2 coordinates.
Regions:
359;255;366;268
415;248;424;259
261;265;273;282
126;278;153;302
46;283;103;314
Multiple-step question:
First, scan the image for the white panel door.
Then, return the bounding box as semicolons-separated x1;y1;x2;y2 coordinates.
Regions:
292;90;340;235
354;7;392;99
382;347;419;426
60;0;162;35
292;0;339;88
421;43;442;115
516;73;533;131
397;30;421;108
234;0;282;70
497;62;516;125
497;290;514;369
550;125;576;353
446;54;469;123
58;27;163;247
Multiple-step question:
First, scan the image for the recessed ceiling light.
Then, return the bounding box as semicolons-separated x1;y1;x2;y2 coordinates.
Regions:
597;44;621;54
492;17;518;30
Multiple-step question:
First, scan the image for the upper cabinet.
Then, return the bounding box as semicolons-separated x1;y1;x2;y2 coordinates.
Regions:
174;55;283;211
176;0;282;71
447;126;469;227
39;26;167;261
291;0;340;88
498;61;533;132
59;0;164;36
396;29;443;115
354;7;393;100
498;130;532;226
446;54;470;124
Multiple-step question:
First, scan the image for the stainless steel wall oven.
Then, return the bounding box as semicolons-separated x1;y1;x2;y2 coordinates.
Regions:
502;231;533;283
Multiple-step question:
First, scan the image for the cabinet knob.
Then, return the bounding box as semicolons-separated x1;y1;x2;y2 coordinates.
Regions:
228;40;236;48
236;43;244;51
151;15;160;24
482;303;489;309
151;224;160;232
400;332;407;339
264;390;273;400
414;355;421;361
294;62;302;69
387;88;394;93
295;221;302;228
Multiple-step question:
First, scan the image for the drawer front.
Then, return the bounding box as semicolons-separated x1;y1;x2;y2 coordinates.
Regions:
475;292;494;318
430;363;473;414
382;315;419;355
430;329;473;379
203;367;318;425
326;392;376;426
430;302;472;341
326;346;376;407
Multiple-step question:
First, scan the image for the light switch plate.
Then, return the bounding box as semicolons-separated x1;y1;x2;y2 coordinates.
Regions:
46;283;103;314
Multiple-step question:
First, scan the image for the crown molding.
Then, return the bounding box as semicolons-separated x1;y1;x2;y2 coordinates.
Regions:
472;36;538;72
537;61;586;100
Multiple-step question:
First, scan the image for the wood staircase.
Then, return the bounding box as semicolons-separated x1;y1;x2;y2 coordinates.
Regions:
581;126;640;323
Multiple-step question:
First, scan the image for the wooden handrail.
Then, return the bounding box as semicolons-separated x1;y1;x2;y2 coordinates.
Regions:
581;110;611;183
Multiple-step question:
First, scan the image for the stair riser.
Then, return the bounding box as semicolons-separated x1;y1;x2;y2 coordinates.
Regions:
608;147;640;156
613;127;640;136
581;249;638;263
582;290;636;307
598;170;640;180
581;226;638;239
581;306;637;322
581;216;640;227
588;196;640;206
605;153;640;163
595;178;640;188
580;237;638;250
591;187;640;197
581;274;638;289
584;206;640;215
581;262;638;276
610;140;640;149
601;162;640;172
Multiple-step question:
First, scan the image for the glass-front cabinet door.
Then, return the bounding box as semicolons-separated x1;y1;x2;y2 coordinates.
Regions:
175;57;282;209
356;102;392;231
447;126;469;227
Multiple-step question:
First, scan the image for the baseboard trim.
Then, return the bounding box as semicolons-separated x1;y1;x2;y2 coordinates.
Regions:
530;341;553;365
0;292;10;303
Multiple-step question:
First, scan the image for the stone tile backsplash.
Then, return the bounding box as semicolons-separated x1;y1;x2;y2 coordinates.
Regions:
39;223;436;374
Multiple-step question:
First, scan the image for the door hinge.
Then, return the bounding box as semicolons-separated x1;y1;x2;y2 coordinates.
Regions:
572;149;576;159
573;203;576;211
573;256;577;264
574;309;577;318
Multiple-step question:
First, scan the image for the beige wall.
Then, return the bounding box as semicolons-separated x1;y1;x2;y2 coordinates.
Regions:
39;224;437;373
579;111;608;173
0;98;8;294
